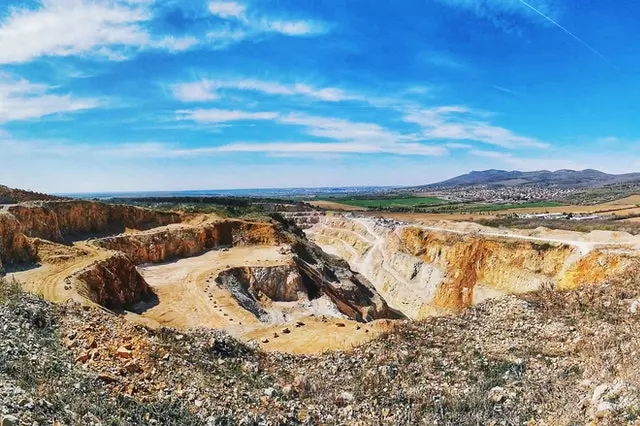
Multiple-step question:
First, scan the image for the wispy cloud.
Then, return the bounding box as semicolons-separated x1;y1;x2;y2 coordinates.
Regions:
419;50;469;70
177;108;278;122
435;0;560;33
178;108;407;143
404;106;548;149
469;149;583;170
171;78;353;102
176;108;445;156
0;137;446;158
209;1;246;20
0;75;100;122
492;85;518;96
278;113;404;143
206;0;330;45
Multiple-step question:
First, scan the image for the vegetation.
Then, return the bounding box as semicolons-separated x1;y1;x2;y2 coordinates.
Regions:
104;196;314;219
477;216;640;235
320;196;447;209
317;196;565;213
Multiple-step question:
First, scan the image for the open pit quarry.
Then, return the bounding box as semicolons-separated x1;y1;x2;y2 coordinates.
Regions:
5;201;640;424
301;214;640;320
0;201;396;354
2;201;640;356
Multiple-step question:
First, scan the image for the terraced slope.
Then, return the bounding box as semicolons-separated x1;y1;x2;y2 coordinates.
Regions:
306;215;640;319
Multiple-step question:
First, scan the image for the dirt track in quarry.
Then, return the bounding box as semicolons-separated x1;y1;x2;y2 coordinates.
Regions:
128;246;393;354
9;241;392;355
9;241;114;305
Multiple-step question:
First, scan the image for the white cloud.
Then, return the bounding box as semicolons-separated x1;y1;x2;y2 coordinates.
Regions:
206;27;249;48
256;19;327;36
177;109;278;123
404;106;548;149
445;142;473;149
153;36;199;52
207;0;329;38
175;108;445;156
0;75;99;123
172;81;220;102
213;142;445;156
178;108;406;143
0;0;200;64
278;113;403;143
209;1;246;20
171;78;355;103
469;149;583;170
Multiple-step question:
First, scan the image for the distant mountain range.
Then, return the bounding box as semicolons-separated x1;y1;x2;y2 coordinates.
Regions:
419;169;640;189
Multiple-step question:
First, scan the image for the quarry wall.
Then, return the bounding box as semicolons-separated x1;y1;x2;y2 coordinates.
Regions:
308;216;637;319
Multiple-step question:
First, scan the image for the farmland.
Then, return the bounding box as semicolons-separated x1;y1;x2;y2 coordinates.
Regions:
316;196;447;209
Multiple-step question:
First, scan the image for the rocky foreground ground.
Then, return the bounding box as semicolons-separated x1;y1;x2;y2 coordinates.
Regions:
3;261;640;426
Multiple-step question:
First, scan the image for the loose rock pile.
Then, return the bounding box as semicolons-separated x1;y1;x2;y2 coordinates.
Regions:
3;264;640;425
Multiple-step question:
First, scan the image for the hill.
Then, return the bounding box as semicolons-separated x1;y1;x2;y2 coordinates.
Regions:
0;185;61;204
420;169;640;189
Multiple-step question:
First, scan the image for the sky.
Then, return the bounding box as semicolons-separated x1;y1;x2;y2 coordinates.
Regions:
1;0;639;193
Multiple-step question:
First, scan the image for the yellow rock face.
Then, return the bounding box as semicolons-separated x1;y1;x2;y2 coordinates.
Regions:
309;216;638;319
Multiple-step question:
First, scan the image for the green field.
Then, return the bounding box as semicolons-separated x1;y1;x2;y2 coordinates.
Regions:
327;197;447;208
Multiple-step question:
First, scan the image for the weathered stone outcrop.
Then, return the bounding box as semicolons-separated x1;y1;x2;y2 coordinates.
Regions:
309;216;638;319
91;220;286;264
6;201;180;242
0;211;35;272
290;239;396;322
70;253;153;309
216;264;305;321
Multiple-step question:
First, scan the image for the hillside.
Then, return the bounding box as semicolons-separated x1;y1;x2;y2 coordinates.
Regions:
419;169;640;189
0;184;61;204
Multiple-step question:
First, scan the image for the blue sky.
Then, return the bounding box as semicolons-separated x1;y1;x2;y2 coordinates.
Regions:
1;0;639;192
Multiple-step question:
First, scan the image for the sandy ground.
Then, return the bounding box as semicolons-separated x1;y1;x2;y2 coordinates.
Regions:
8;239;390;355
8;242;114;304
130;246;390;354
242;317;397;355
601;195;640;206
133;246;288;331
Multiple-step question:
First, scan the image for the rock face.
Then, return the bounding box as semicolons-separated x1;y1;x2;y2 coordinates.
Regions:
216;264;306;321
91;220;286;264
290;239;395;322
69;253;154;309
6;201;180;242
308;216;637;319
0;211;35;272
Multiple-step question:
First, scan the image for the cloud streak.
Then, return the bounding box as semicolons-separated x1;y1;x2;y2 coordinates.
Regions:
207;0;329;41
172;78;351;103
404;106;548;149
0;75;100;123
